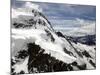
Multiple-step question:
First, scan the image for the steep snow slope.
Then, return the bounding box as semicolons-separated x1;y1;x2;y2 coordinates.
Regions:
11;2;96;75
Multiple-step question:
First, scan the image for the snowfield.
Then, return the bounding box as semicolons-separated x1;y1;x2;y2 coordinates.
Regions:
12;28;76;63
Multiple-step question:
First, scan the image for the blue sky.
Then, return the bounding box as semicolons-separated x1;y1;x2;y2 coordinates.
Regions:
37;3;96;20
11;0;96;36
12;0;96;20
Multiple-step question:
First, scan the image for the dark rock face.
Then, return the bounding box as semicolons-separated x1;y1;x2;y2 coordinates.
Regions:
27;43;69;73
82;51;91;58
15;50;28;59
63;48;74;57
11;42;95;75
89;60;96;68
45;30;55;42
56;31;65;38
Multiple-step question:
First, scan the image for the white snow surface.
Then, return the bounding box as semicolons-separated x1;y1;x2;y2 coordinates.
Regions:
12;28;76;63
12;57;29;73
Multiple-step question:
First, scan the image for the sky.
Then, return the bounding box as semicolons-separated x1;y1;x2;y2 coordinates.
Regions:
11;0;96;36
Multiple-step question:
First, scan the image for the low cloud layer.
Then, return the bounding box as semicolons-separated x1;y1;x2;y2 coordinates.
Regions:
53;19;95;36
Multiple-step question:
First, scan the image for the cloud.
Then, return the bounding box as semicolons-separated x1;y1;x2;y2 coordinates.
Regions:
24;2;42;12
53;18;95;36
36;2;96;20
12;0;42;12
12;0;96;20
11;1;43;19
70;24;95;36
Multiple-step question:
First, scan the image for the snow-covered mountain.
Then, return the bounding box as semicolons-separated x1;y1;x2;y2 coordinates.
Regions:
11;2;96;75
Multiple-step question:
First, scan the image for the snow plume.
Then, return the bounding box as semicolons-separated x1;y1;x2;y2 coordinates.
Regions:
24;2;42;12
12;2;42;18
